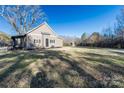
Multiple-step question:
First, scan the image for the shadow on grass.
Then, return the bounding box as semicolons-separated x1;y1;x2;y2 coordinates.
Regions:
82;52;124;75
30;70;57;88
80;52;124;87
0;49;124;88
0;51;39;86
109;50;124;55
29;50;106;87
95;64;124;88
78;52;124;62
56;55;101;87
0;53;34;83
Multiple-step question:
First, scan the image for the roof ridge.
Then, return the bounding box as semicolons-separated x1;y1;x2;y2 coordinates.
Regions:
26;22;58;37
26;22;46;34
44;22;58;36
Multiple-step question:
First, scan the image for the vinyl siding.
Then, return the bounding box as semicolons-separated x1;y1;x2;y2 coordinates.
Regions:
25;22;63;49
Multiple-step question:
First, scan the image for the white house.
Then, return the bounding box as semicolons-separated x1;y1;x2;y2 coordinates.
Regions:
11;22;63;49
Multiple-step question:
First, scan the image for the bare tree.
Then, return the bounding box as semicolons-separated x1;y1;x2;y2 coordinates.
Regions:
0;5;46;35
102;27;114;39
115;9;124;39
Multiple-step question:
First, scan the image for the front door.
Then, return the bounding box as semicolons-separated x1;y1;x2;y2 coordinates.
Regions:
46;38;49;47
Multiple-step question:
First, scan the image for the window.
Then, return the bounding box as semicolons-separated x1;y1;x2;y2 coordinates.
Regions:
50;40;55;43
34;39;39;43
34;39;36;43
39;40;41;43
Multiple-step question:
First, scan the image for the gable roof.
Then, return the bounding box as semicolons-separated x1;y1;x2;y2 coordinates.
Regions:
26;22;58;36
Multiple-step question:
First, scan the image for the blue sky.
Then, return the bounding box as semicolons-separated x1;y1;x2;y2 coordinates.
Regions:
0;5;123;37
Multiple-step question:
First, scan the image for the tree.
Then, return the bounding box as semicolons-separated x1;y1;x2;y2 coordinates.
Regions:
0;5;46;35
102;27;114;39
81;32;87;45
87;32;101;44
113;9;124;48
0;31;11;46
74;37;81;46
114;9;124;39
101;27;115;48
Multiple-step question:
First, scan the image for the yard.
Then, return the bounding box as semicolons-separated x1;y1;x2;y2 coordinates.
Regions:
0;47;124;88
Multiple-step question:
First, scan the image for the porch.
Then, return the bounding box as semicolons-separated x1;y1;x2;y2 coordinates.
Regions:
11;35;26;49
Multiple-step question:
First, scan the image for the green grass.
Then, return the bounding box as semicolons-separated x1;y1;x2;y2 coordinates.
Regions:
0;47;124;88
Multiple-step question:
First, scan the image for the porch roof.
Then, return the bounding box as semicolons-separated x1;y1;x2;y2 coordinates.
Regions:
11;34;26;39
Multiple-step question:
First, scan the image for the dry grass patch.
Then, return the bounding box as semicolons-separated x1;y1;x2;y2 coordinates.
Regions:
0;47;123;87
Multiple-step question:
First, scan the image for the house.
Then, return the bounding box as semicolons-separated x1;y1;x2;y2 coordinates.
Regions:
11;22;63;49
70;41;75;47
62;36;76;46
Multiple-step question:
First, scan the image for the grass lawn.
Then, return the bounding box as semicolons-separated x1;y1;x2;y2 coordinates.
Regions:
0;47;124;88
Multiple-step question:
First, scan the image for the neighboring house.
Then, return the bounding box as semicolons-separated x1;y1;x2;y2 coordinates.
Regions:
11;22;63;49
61;36;76;46
70;41;75;47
